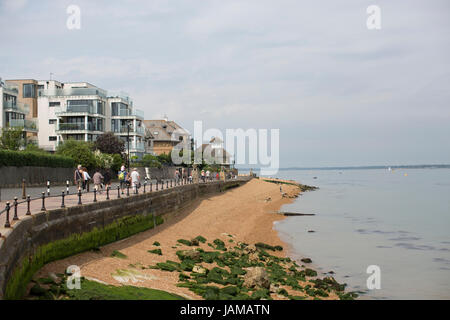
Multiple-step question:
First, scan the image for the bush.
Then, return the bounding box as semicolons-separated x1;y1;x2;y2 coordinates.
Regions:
56;140;96;169
0;150;75;168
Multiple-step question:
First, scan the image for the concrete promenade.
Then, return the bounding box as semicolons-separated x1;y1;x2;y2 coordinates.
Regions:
0;178;208;231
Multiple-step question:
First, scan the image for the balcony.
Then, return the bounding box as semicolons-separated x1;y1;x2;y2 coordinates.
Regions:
39;87;107;98
57;123;103;132
1;83;19;94
115;125;145;135
111;108;144;119
8;119;38;132
3;101;30;114
124;141;145;152
55;105;105;116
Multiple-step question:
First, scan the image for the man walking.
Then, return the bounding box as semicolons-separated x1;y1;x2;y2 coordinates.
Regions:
93;170;104;194
74;165;83;189
130;168;140;193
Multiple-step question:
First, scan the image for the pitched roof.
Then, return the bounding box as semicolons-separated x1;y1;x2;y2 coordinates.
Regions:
143;120;189;142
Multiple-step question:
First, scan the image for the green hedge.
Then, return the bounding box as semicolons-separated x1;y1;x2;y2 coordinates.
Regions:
0;150;75;168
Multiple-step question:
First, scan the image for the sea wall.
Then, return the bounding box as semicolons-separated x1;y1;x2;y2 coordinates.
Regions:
0;178;250;299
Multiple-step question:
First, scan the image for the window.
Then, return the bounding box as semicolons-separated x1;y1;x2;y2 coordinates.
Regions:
49;136;57;141
23;84;36;98
49;119;57;124
49;102;60;107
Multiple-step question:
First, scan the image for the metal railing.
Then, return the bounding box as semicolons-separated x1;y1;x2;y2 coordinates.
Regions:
3;100;30;114
0;175;246;235
8;119;38;131
38;88;107;98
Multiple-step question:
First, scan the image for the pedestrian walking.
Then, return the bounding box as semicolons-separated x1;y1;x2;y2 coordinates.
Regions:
74;164;83;189
130;168;141;192
82;167;91;192
93;170;104;194
118;165;128;191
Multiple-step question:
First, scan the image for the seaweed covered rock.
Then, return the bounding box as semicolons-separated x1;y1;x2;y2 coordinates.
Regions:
243;267;270;289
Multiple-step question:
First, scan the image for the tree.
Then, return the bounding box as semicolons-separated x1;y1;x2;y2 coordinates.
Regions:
56;140;96;169
140;154;162;168
94;132;125;155
157;153;172;166
0;127;24;151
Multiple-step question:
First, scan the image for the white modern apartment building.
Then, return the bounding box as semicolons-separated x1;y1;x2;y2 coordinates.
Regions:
37;80;146;158
0;79;38;141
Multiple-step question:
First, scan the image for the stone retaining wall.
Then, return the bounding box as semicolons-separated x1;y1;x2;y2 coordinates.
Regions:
0;178;250;299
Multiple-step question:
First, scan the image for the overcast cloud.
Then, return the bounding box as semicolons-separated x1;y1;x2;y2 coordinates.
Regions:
1;0;449;167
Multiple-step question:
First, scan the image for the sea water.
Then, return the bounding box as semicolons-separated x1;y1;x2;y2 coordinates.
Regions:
272;168;450;299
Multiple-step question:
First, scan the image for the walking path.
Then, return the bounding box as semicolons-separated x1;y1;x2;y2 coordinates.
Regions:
0;178;216;230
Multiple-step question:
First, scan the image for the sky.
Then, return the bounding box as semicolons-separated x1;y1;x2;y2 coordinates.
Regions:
0;0;449;168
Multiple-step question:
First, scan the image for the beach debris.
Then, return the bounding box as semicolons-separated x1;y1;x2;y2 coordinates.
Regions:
111;269;156;284
264;197;272;202
301;258;312;264
192;266;207;274
243;267;270;289
152;241;161;246
255;242;283;251
270;283;280;293
277;212;315;216
308;230;315;233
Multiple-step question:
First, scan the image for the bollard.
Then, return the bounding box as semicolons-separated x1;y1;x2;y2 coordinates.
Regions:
61;191;66;208
47;180;50;196
127;184;130;196
5;202;11;228
106;186;110;200
66;180;70;195
26;195;31;215
161;180;164;190
41;192;46;211
144;181;146;193
13;197;19;220
78;188;82;205
93;188;97;202
156;181;158;191
170;179;173;188
22;178;26;199
150;182;153;192
166;180;168;189
117;185;121;198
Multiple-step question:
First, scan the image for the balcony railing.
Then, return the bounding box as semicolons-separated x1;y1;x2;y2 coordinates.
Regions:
112;108;144;118
8;119;38;131
57;123;103;131
115;126;145;135
55;105;105;115
39;88;107;98
3;101;30;114
1;83;19;94
124;141;145;152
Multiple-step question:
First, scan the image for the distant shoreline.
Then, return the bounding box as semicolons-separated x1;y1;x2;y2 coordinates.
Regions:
238;164;450;171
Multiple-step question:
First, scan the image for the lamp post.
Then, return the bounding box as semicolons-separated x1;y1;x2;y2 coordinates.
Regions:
127;121;131;171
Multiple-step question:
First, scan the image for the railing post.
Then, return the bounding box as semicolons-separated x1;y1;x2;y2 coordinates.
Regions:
66;180;70;194
13;197;19;220
161;180;164;190
106;186;110;200
150;181;153;192
135;183;139;195
170;179;173;188
78;188;82;205
117;185;121;198
26;195;31;215
166;180;168;189
156;180;158;191
4;202;11;228
127;184;130;196
93;187;97;202
47;180;50;196
144;181;146;193
22;179;26;199
40;192;46;211
61;191;66;208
